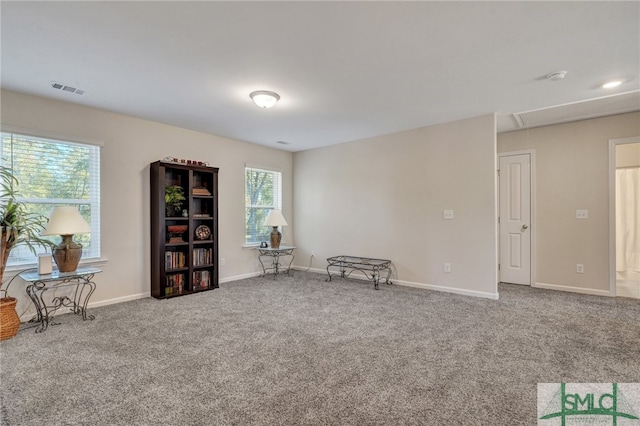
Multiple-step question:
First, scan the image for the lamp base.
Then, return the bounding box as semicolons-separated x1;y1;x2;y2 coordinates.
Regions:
269;227;282;249
52;234;83;272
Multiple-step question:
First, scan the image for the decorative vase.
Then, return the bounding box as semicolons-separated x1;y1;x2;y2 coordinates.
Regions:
0;297;20;341
167;225;188;244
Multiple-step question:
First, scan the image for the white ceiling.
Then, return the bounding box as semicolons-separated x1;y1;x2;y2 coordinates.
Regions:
1;1;639;152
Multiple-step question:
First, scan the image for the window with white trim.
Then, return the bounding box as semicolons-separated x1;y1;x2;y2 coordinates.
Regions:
245;166;282;245
0;132;101;266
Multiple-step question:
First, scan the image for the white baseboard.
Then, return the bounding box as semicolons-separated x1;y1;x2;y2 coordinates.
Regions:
292;266;499;300
88;292;148;309
533;282;613;297
395;279;499;300
292;266;326;274
220;271;262;283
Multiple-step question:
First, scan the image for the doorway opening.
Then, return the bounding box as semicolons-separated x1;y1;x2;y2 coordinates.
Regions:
610;137;640;299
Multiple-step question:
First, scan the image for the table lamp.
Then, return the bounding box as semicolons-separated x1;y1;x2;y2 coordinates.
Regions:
263;209;288;249
41;206;90;272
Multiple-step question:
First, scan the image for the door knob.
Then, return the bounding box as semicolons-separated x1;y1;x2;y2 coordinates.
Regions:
522;224;528;230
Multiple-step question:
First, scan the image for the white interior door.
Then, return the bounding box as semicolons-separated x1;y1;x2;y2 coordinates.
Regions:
499;153;531;285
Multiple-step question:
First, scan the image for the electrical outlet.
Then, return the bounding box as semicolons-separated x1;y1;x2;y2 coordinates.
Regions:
311;251;315;257
220;258;225;266
443;210;454;220
576;210;588;219
443;263;451;273
576;264;584;274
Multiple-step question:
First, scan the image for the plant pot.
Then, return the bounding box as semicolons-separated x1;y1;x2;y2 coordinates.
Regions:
0;297;20;341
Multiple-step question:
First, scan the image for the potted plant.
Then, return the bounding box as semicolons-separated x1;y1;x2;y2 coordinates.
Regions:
0;166;54;340
164;185;186;217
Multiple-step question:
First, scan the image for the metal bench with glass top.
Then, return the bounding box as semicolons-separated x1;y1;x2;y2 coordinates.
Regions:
326;255;392;290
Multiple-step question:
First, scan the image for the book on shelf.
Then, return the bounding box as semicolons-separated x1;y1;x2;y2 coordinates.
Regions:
192;187;211;196
165;251;186;269
193;248;213;266
192;270;210;291
165;273;185;296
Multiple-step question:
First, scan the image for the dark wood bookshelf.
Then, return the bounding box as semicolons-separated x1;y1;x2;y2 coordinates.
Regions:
150;161;219;299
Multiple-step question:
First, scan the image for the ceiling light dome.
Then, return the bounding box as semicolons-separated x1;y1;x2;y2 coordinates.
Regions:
250;90;280;108
602;80;622;89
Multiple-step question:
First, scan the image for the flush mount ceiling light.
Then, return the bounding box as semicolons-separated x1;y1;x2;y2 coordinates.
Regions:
602;80;622;89
546;70;567;81
250;90;280;108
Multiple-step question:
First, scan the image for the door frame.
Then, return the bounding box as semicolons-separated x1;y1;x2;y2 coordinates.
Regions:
608;136;640;297
498;149;536;287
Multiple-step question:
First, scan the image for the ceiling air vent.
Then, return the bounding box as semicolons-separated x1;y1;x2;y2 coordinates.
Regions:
51;81;85;95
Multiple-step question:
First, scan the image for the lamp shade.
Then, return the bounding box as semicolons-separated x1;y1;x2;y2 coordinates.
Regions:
263;209;288;227
41;206;90;236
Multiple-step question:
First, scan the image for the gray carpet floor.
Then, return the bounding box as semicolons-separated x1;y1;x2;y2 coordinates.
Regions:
1;271;639;425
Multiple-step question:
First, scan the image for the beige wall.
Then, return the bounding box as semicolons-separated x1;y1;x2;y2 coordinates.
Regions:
498;112;640;294
293;114;498;298
1;89;293;312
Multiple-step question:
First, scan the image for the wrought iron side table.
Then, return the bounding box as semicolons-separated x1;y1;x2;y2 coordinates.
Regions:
20;266;102;333
257;246;295;278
